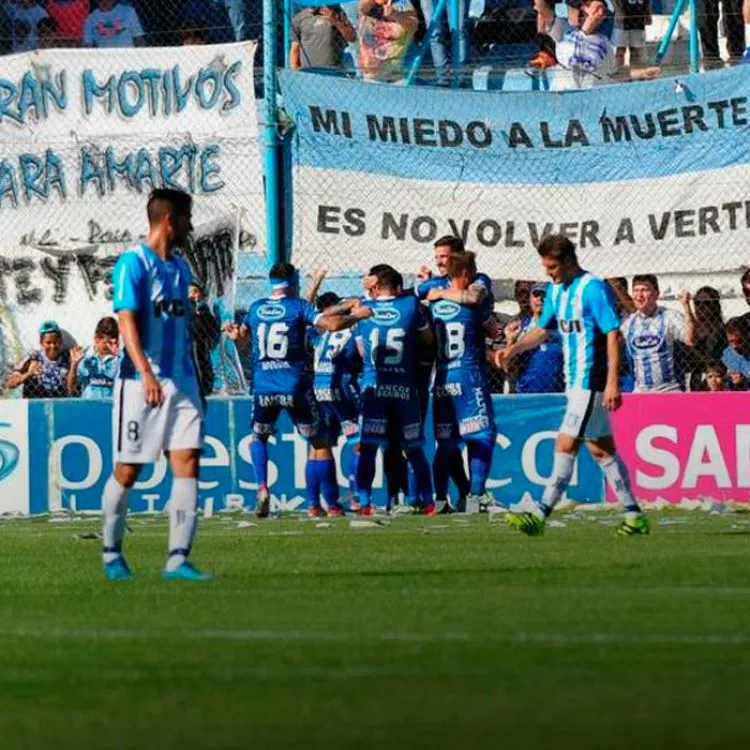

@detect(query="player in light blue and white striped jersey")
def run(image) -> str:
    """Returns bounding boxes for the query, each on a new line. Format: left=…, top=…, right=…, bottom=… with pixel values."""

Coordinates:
left=496, top=234, right=649, bottom=537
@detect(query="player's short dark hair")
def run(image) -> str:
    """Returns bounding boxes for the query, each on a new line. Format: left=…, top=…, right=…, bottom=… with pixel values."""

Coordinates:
left=705, top=360, right=727, bottom=376
left=632, top=274, right=659, bottom=293
left=316, top=292, right=340, bottom=312
left=447, top=251, right=476, bottom=279
left=537, top=234, right=577, bottom=264
left=741, top=269, right=750, bottom=288
left=268, top=262, right=297, bottom=280
left=434, top=235, right=465, bottom=253
left=375, top=267, right=403, bottom=292
left=146, top=189, right=192, bottom=226
left=368, top=263, right=394, bottom=276
left=95, top=317, right=119, bottom=339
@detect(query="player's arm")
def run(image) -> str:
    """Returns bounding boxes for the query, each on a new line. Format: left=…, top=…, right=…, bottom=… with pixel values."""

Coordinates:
left=427, top=285, right=487, bottom=306
left=678, top=291, right=696, bottom=348
left=315, top=304, right=372, bottom=332
left=591, top=281, right=624, bottom=411
left=305, top=269, right=327, bottom=303
left=604, top=330, right=623, bottom=411
left=66, top=347, right=84, bottom=395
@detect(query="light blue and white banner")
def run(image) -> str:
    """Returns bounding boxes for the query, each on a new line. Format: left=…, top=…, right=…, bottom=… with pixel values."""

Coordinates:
left=0, top=395, right=602, bottom=515
left=280, top=66, right=750, bottom=280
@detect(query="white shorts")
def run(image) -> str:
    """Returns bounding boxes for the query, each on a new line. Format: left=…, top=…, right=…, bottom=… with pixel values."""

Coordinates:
left=612, top=28, right=646, bottom=50
left=113, top=377, right=204, bottom=464
left=559, top=389, right=611, bottom=440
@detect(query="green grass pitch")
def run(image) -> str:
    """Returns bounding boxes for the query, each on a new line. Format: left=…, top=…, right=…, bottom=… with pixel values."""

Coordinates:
left=1, top=510, right=749, bottom=749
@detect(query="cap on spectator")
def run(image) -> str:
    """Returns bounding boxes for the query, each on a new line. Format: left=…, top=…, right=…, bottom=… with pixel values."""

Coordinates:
left=531, top=282, right=548, bottom=295
left=38, top=320, right=61, bottom=336
left=188, top=281, right=206, bottom=296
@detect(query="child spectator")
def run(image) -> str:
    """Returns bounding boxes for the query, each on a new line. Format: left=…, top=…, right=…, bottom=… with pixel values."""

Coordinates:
left=686, top=286, right=726, bottom=390
left=612, top=0, right=650, bottom=70
left=721, top=317, right=750, bottom=389
left=9, top=0, right=49, bottom=52
left=181, top=21, right=210, bottom=46
left=83, top=0, right=143, bottom=48
left=46, top=0, right=89, bottom=46
left=67, top=316, right=119, bottom=398
left=6, top=320, right=71, bottom=399
left=358, top=0, right=419, bottom=81
left=703, top=360, right=727, bottom=392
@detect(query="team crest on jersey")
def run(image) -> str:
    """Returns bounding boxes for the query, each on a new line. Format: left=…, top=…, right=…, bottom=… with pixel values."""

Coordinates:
left=257, top=303, right=286, bottom=321
left=372, top=307, right=401, bottom=325
left=432, top=300, right=461, bottom=320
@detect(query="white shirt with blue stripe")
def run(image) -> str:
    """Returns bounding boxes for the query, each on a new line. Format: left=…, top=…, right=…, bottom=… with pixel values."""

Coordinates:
left=622, top=307, right=686, bottom=392
left=538, top=271, right=621, bottom=392
left=112, top=244, right=196, bottom=381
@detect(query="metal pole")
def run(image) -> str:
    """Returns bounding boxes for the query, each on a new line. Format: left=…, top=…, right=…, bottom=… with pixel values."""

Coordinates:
left=449, top=0, right=461, bottom=88
left=263, top=0, right=282, bottom=266
left=283, top=0, right=293, bottom=68
left=406, top=0, right=449, bottom=85
left=688, top=0, right=700, bottom=73
left=654, top=0, right=688, bottom=65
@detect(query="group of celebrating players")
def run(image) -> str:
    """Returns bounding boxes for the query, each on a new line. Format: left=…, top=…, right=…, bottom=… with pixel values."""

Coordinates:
left=98, top=188, right=649, bottom=582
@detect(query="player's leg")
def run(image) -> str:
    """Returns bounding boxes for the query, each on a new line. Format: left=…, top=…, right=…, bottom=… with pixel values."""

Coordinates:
left=585, top=435, right=649, bottom=536
left=356, top=388, right=387, bottom=514
left=336, top=397, right=362, bottom=504
left=250, top=395, right=280, bottom=518
left=162, top=377, right=211, bottom=580
left=400, top=390, right=435, bottom=514
left=432, top=387, right=459, bottom=512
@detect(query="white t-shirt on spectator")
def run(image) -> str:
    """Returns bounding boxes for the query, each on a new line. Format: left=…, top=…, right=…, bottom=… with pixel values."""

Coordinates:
left=83, top=4, right=144, bottom=48
left=547, top=18, right=615, bottom=89
left=10, top=3, right=49, bottom=52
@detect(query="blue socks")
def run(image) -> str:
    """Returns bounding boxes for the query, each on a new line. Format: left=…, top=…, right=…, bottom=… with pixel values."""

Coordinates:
left=356, top=444, right=378, bottom=506
left=449, top=446, right=471, bottom=498
left=405, top=448, right=433, bottom=505
left=345, top=448, right=359, bottom=494
left=306, top=458, right=340, bottom=509
left=433, top=444, right=453, bottom=501
left=468, top=437, right=495, bottom=496
left=250, top=438, right=269, bottom=487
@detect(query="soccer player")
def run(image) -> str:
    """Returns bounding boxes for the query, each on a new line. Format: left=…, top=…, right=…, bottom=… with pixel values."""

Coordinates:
left=309, top=291, right=363, bottom=517
left=622, top=274, right=695, bottom=392
left=226, top=263, right=369, bottom=518
left=429, top=252, right=496, bottom=512
left=355, top=265, right=435, bottom=515
left=496, top=235, right=649, bottom=536
left=67, top=316, right=119, bottom=398
left=102, top=188, right=209, bottom=581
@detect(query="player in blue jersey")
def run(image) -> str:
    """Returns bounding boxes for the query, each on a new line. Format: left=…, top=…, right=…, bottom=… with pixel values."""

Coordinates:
left=102, top=189, right=210, bottom=581
left=355, top=266, right=435, bottom=515
left=67, top=317, right=120, bottom=398
left=429, top=252, right=496, bottom=513
left=226, top=263, right=370, bottom=518
left=308, top=291, right=363, bottom=517
left=496, top=234, right=649, bottom=537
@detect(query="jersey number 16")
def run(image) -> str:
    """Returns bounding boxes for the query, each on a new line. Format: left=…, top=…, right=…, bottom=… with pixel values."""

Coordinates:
left=257, top=322, right=289, bottom=359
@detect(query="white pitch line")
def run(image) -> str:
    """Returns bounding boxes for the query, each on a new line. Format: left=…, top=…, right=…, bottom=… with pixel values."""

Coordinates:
left=0, top=628, right=748, bottom=646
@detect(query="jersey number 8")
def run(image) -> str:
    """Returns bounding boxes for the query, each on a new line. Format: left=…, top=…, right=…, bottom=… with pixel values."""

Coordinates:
left=438, top=322, right=465, bottom=361
left=257, top=322, right=289, bottom=359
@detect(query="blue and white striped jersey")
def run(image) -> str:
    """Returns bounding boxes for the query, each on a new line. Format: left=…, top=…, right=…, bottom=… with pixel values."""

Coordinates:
left=113, top=244, right=195, bottom=381
left=538, top=272, right=620, bottom=391
left=622, top=307, right=686, bottom=392
left=77, top=348, right=119, bottom=398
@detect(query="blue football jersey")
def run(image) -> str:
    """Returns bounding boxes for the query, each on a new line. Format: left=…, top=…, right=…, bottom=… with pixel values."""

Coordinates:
left=356, top=295, right=429, bottom=389
left=244, top=296, right=321, bottom=394
left=113, top=244, right=195, bottom=380
left=430, top=297, right=491, bottom=380
left=77, top=349, right=119, bottom=398
left=311, top=328, right=361, bottom=398
left=416, top=271, right=495, bottom=307
left=538, top=272, right=621, bottom=391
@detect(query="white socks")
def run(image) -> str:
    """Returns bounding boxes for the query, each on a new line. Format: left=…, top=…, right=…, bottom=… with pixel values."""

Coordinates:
left=165, top=477, right=199, bottom=572
left=597, top=455, right=641, bottom=517
left=102, top=476, right=129, bottom=564
left=537, top=452, right=576, bottom=519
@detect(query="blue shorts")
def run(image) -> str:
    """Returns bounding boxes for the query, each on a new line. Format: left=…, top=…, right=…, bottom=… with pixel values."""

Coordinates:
left=252, top=382, right=320, bottom=440
left=360, top=384, right=424, bottom=449
left=433, top=371, right=495, bottom=445
left=317, top=397, right=360, bottom=445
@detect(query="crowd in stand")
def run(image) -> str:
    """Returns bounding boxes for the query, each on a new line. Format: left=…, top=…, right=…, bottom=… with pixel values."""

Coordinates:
left=5, top=248, right=750, bottom=399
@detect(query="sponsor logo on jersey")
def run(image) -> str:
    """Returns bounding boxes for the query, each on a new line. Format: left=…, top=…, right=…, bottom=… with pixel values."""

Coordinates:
left=432, top=300, right=461, bottom=320
left=257, top=303, right=286, bottom=321
left=372, top=307, right=400, bottom=325
left=632, top=333, right=662, bottom=349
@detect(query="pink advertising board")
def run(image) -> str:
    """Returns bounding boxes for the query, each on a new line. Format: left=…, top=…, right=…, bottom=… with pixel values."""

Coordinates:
left=610, top=392, right=750, bottom=503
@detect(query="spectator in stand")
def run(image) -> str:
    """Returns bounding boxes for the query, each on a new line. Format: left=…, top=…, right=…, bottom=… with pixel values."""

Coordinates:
left=513, top=279, right=534, bottom=319
left=420, top=0, right=470, bottom=85
left=698, top=0, right=745, bottom=67
left=721, top=317, right=750, bottom=389
left=358, top=0, right=419, bottom=81
left=612, top=0, right=650, bottom=70
left=181, top=20, right=210, bottom=45
left=703, top=360, right=727, bottom=391
left=737, top=268, right=750, bottom=330
left=291, top=3, right=356, bottom=70
left=686, top=286, right=726, bottom=390
left=183, top=0, right=234, bottom=43
left=67, top=316, right=119, bottom=398
left=9, top=0, right=49, bottom=52
left=504, top=282, right=564, bottom=394
left=621, top=274, right=695, bottom=392
left=6, top=320, right=72, bottom=399
left=38, top=15, right=62, bottom=46
left=189, top=281, right=221, bottom=397
left=82, top=0, right=144, bottom=48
